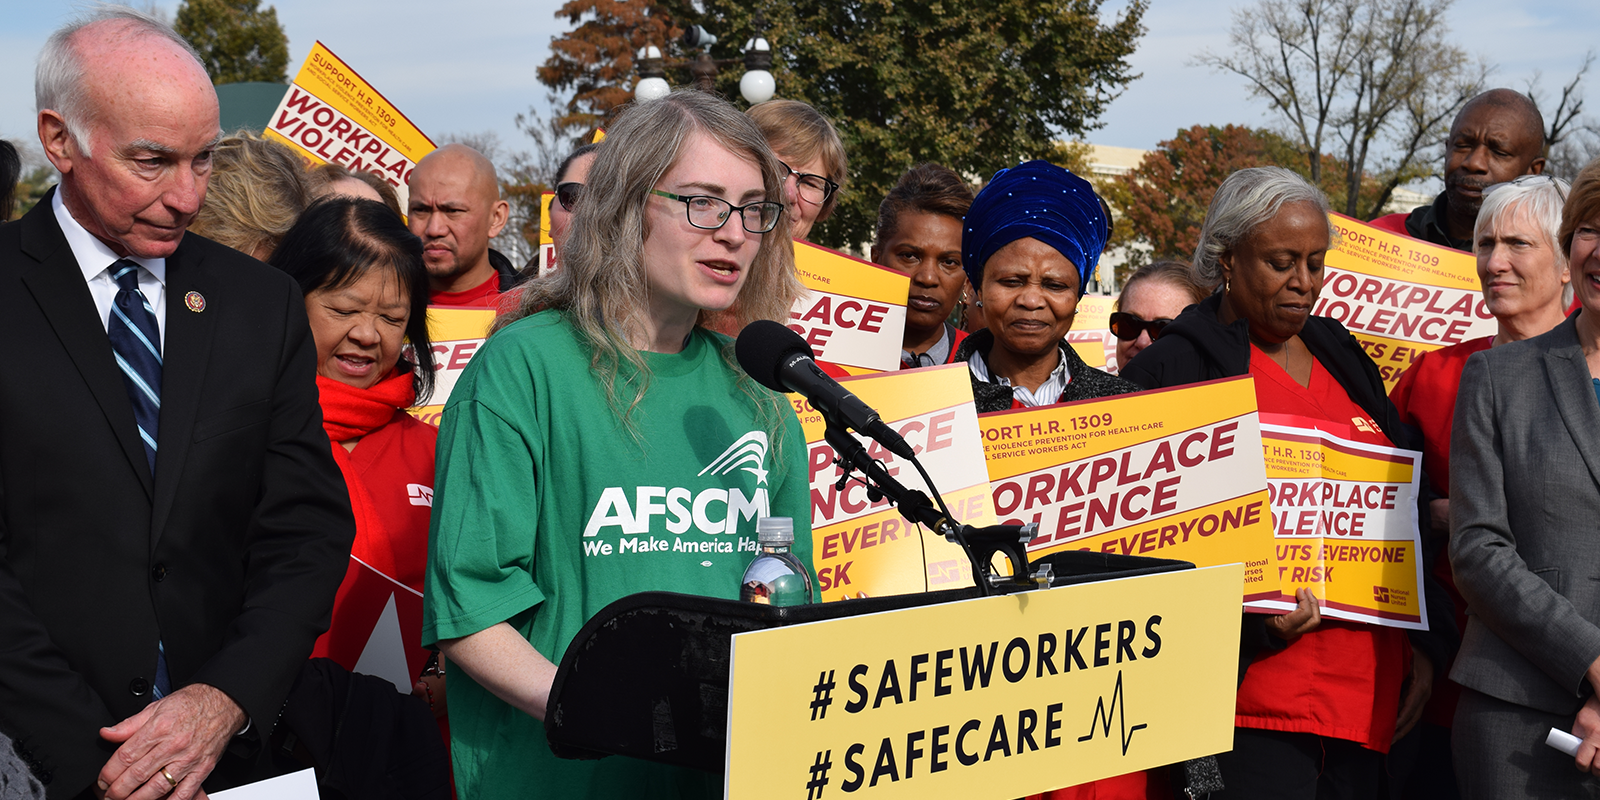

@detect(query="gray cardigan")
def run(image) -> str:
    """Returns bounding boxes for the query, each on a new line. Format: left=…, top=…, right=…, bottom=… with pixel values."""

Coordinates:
left=1450, top=313, right=1600, bottom=714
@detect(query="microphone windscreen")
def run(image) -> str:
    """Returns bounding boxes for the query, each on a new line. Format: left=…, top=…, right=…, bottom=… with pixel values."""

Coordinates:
left=735, top=320, right=813, bottom=393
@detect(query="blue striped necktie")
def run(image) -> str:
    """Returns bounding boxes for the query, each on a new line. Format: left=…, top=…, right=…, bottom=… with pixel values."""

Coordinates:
left=106, top=259, right=171, bottom=698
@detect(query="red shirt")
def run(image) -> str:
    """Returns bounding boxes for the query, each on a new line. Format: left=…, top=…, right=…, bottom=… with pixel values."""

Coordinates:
left=1368, top=213, right=1409, bottom=237
left=1388, top=336, right=1491, bottom=727
left=429, top=271, right=504, bottom=309
left=1389, top=337, right=1491, bottom=498
left=1235, top=347, right=1409, bottom=752
left=311, top=411, right=438, bottom=684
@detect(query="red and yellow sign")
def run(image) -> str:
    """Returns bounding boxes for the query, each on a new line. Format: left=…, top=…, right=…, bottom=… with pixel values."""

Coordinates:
left=798, top=364, right=996, bottom=600
left=1259, top=414, right=1428, bottom=629
left=1320, top=214, right=1493, bottom=391
left=409, top=307, right=496, bottom=426
left=266, top=42, right=436, bottom=209
left=1066, top=295, right=1117, bottom=371
left=790, top=242, right=910, bottom=373
left=980, top=377, right=1283, bottom=608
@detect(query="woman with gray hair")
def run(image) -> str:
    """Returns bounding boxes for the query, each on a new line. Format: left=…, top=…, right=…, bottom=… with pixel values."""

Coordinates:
left=423, top=89, right=812, bottom=799
left=1386, top=174, right=1571, bottom=794
left=1447, top=157, right=1600, bottom=798
left=1122, top=167, right=1449, bottom=797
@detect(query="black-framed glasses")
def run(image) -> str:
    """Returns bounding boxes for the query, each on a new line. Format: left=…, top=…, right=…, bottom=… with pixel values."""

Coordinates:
left=555, top=182, right=583, bottom=212
left=778, top=160, right=840, bottom=206
left=1109, top=312, right=1172, bottom=342
left=651, top=190, right=784, bottom=234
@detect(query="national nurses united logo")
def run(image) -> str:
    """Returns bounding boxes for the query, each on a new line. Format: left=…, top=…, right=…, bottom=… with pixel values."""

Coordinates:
left=698, top=431, right=770, bottom=485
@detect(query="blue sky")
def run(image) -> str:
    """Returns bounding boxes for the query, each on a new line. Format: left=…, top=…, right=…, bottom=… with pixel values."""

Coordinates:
left=3, top=0, right=1596, bottom=175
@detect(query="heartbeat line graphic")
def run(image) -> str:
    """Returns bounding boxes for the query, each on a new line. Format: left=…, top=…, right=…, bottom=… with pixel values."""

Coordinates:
left=1078, top=669, right=1147, bottom=756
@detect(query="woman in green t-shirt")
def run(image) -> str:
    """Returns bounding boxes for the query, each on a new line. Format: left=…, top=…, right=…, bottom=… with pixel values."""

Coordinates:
left=422, top=89, right=812, bottom=798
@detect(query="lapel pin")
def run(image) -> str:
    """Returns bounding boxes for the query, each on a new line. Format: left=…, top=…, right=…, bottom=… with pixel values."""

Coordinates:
left=184, top=291, right=206, bottom=312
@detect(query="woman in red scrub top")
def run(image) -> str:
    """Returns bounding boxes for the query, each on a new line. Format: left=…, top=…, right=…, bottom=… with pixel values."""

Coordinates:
left=1122, top=167, right=1454, bottom=798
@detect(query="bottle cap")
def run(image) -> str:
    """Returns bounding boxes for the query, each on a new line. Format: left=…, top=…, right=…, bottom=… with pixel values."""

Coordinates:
left=756, top=516, right=794, bottom=544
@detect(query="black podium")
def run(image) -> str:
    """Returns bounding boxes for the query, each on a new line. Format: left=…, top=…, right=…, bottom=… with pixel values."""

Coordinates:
left=544, top=549, right=1192, bottom=773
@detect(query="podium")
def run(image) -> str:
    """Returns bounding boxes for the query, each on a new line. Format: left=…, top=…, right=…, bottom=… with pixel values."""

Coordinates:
left=544, top=550, right=1194, bottom=773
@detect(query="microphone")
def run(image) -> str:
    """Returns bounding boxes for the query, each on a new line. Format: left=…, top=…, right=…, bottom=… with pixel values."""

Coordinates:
left=736, top=320, right=916, bottom=460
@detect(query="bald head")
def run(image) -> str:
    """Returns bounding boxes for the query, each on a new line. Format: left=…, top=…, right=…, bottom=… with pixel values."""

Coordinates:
left=36, top=8, right=221, bottom=258
left=407, top=144, right=510, bottom=293
left=1456, top=88, right=1546, bottom=151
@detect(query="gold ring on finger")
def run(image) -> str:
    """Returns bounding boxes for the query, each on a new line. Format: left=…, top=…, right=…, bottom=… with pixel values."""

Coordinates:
left=161, top=767, right=178, bottom=788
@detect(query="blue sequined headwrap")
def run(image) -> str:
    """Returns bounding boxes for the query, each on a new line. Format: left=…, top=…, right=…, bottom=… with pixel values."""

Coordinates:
left=962, top=160, right=1109, bottom=296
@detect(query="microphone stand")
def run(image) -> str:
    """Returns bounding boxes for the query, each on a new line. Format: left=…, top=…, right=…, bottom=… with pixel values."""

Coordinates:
left=820, top=420, right=1052, bottom=596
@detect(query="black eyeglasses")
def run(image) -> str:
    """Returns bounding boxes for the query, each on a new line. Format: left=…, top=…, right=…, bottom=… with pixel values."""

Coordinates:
left=778, top=161, right=840, bottom=206
left=651, top=190, right=785, bottom=234
left=1109, top=312, right=1172, bottom=342
left=555, top=182, right=583, bottom=212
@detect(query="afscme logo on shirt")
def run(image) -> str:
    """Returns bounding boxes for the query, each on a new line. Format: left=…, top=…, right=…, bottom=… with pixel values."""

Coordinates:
left=582, top=431, right=771, bottom=538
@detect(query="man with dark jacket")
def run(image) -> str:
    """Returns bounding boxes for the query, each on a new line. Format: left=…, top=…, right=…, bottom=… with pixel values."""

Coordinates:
left=1370, top=89, right=1546, bottom=251
left=0, top=8, right=354, bottom=799
left=407, top=144, right=519, bottom=308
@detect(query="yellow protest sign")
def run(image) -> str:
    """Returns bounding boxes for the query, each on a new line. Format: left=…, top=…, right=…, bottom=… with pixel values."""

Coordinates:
left=1066, top=295, right=1116, bottom=370
left=266, top=42, right=436, bottom=209
left=797, top=365, right=995, bottom=599
left=1318, top=214, right=1493, bottom=391
left=408, top=307, right=496, bottom=426
left=1259, top=414, right=1428, bottom=629
left=979, top=377, right=1283, bottom=608
left=538, top=192, right=557, bottom=276
left=726, top=564, right=1243, bottom=798
left=790, top=242, right=910, bottom=372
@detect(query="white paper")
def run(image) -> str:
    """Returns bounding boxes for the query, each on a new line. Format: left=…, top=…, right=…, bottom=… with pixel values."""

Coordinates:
left=211, top=768, right=319, bottom=800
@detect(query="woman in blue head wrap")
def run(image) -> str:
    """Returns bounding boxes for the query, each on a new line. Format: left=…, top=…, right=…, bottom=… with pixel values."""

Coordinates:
left=951, top=160, right=1139, bottom=412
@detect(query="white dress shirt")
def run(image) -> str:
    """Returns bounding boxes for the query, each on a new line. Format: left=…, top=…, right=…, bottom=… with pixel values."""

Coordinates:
left=967, top=344, right=1073, bottom=407
left=53, top=187, right=167, bottom=348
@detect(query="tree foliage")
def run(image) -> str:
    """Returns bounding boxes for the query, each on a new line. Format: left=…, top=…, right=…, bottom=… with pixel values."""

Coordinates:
left=1195, top=0, right=1485, bottom=221
left=174, top=0, right=289, bottom=85
left=1109, top=124, right=1384, bottom=269
left=1527, top=51, right=1600, bottom=179
left=538, top=0, right=1147, bottom=250
left=539, top=0, right=682, bottom=136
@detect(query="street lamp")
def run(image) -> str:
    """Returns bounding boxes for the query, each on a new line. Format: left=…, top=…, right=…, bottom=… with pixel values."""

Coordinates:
left=634, top=18, right=777, bottom=105
left=634, top=45, right=670, bottom=101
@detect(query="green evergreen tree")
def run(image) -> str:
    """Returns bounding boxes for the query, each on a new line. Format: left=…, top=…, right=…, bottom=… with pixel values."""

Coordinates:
left=539, top=0, right=1147, bottom=251
left=175, top=0, right=290, bottom=85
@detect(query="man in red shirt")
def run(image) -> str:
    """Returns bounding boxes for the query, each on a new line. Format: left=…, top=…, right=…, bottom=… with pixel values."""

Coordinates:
left=408, top=144, right=516, bottom=307
left=1370, top=89, right=1546, bottom=252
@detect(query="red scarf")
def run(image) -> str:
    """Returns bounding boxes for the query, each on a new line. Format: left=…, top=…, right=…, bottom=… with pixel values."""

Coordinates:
left=316, top=371, right=416, bottom=569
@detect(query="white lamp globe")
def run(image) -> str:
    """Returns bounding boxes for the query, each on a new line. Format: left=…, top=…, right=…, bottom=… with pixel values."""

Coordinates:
left=740, top=70, right=775, bottom=104
left=636, top=76, right=671, bottom=101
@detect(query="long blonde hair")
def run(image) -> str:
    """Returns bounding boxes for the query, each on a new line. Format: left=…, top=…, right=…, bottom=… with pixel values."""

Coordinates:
left=495, top=90, right=803, bottom=445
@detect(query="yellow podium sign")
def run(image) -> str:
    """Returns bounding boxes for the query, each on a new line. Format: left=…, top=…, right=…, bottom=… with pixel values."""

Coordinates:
left=726, top=564, right=1243, bottom=798
left=1319, top=214, right=1494, bottom=391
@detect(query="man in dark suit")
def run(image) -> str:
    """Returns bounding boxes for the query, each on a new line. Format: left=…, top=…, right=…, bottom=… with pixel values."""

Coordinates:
left=0, top=9, right=354, bottom=800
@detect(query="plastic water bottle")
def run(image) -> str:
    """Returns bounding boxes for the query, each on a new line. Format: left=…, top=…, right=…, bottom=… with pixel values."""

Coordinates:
left=739, top=517, right=813, bottom=607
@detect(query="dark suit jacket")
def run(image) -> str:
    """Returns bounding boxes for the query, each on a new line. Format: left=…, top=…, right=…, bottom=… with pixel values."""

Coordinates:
left=0, top=189, right=356, bottom=797
left=1450, top=313, right=1600, bottom=715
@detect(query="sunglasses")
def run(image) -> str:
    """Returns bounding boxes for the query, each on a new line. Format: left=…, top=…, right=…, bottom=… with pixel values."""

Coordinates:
left=1109, top=312, right=1171, bottom=342
left=1483, top=173, right=1568, bottom=202
left=556, top=182, right=583, bottom=212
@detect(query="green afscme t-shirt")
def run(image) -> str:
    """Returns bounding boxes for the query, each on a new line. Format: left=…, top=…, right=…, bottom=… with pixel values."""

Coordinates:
left=422, top=310, right=812, bottom=799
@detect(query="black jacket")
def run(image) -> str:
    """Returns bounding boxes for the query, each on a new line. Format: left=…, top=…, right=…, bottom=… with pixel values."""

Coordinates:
left=488, top=248, right=522, bottom=291
left=0, top=190, right=355, bottom=796
left=1121, top=293, right=1457, bottom=675
left=952, top=327, right=1139, bottom=412
left=1399, top=193, right=1471, bottom=252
